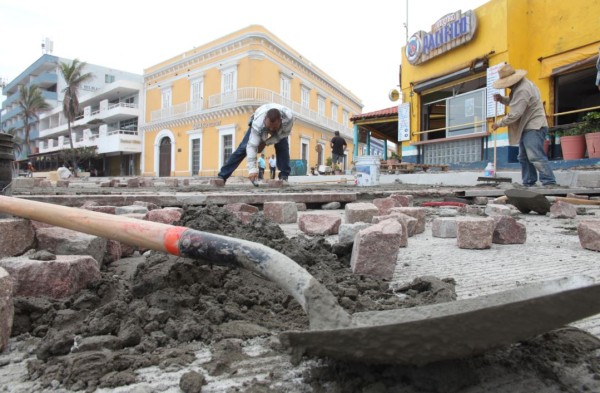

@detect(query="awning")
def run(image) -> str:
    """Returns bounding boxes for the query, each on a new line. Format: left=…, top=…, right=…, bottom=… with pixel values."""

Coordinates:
left=539, top=42, right=600, bottom=78
left=412, top=59, right=488, bottom=93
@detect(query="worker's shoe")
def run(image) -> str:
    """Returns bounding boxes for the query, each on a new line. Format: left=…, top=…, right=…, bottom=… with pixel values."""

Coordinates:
left=278, top=174, right=289, bottom=182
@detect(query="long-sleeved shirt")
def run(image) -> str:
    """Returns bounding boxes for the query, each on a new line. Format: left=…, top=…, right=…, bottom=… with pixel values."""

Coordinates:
left=246, top=103, right=294, bottom=174
left=494, top=78, right=548, bottom=145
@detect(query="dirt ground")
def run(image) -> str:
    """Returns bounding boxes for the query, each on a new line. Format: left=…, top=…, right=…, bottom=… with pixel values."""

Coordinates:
left=1, top=202, right=600, bottom=393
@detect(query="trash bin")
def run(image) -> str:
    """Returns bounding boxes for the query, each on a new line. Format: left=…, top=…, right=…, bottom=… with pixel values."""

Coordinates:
left=289, top=159, right=307, bottom=176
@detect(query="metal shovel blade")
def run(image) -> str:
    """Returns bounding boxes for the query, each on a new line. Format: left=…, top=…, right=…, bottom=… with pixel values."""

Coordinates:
left=280, top=276, right=600, bottom=365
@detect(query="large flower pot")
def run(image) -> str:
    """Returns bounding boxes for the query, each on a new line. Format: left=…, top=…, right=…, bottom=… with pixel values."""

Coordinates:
left=585, top=132, right=600, bottom=158
left=560, top=135, right=586, bottom=160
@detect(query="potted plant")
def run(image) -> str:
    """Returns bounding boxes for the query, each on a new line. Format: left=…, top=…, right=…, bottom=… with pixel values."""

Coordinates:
left=559, top=127, right=586, bottom=160
left=580, top=111, right=600, bottom=158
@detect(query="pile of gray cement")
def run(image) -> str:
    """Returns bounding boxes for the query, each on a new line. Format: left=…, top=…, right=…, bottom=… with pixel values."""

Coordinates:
left=6, top=205, right=600, bottom=392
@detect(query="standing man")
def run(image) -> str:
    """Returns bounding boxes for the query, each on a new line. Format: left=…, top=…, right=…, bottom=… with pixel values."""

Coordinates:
left=491, top=63, right=557, bottom=187
left=257, top=153, right=266, bottom=180
left=330, top=131, right=347, bottom=168
left=269, top=154, right=277, bottom=179
left=218, top=103, right=293, bottom=183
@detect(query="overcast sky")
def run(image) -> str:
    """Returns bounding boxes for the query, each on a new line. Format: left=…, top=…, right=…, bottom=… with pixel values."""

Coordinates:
left=0, top=0, right=488, bottom=113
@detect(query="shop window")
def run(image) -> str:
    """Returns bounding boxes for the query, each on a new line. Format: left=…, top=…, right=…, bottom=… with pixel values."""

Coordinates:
left=554, top=66, right=600, bottom=125
left=420, top=77, right=486, bottom=141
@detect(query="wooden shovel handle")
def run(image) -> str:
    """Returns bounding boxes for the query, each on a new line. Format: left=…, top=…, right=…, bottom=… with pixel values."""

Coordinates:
left=0, top=195, right=186, bottom=255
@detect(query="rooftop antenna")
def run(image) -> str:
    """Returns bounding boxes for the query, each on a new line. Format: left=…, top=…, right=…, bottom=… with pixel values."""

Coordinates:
left=41, top=37, right=54, bottom=55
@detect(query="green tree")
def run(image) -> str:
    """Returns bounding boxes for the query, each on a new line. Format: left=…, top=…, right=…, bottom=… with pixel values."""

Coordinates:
left=17, top=84, right=50, bottom=157
left=5, top=127, right=23, bottom=173
left=59, top=59, right=93, bottom=177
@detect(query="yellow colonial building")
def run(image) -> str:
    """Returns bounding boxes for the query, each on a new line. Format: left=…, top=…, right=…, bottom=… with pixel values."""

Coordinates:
left=140, top=25, right=361, bottom=177
left=396, top=0, right=600, bottom=166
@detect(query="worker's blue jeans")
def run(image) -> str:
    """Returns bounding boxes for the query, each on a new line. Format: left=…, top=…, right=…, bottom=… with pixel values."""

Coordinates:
left=218, top=125, right=291, bottom=181
left=518, top=127, right=556, bottom=186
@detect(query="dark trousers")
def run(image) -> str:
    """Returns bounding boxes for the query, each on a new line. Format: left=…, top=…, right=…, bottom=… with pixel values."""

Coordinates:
left=218, top=125, right=291, bottom=181
left=269, top=166, right=276, bottom=179
left=258, top=167, right=265, bottom=179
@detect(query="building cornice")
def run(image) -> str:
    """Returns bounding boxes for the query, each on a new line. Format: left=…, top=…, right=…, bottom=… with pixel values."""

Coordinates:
left=140, top=105, right=256, bottom=132
left=144, top=31, right=362, bottom=109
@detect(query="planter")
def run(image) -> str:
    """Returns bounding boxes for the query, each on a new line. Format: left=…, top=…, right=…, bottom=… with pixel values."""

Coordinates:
left=585, top=132, right=600, bottom=158
left=560, top=135, right=586, bottom=160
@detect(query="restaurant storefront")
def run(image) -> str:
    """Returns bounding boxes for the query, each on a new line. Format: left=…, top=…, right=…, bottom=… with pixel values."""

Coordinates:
left=399, top=0, right=600, bottom=167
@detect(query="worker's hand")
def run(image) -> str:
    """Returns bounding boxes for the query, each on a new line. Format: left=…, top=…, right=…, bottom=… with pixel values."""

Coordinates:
left=493, top=94, right=502, bottom=102
left=258, top=142, right=266, bottom=153
left=248, top=172, right=259, bottom=182
left=491, top=123, right=499, bottom=131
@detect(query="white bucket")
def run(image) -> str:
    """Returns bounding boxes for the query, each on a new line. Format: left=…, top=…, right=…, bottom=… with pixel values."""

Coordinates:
left=354, top=155, right=380, bottom=186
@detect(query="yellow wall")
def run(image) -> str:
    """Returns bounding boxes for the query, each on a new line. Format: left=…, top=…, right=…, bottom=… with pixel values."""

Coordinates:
left=142, top=25, right=359, bottom=177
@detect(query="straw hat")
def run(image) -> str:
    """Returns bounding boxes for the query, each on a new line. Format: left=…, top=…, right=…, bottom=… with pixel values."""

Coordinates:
left=493, top=64, right=527, bottom=89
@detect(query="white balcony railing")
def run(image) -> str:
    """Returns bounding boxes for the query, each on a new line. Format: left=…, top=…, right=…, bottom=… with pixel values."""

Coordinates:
left=149, top=88, right=354, bottom=137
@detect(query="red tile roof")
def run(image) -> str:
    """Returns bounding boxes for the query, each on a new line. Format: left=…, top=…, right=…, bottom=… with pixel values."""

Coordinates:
left=350, top=106, right=398, bottom=121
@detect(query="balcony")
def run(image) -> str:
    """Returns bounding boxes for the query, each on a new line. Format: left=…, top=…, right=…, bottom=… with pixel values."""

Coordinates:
left=97, top=127, right=142, bottom=154
left=148, top=88, right=354, bottom=137
left=38, top=124, right=142, bottom=155
left=39, top=101, right=139, bottom=138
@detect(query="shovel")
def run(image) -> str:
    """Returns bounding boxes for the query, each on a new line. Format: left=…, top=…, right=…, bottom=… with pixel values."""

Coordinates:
left=1, top=195, right=600, bottom=365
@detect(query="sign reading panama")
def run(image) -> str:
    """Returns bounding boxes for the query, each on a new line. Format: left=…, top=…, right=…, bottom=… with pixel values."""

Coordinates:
left=405, top=10, right=477, bottom=65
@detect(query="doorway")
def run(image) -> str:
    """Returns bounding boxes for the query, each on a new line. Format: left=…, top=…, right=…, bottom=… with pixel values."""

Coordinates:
left=159, top=137, right=171, bottom=177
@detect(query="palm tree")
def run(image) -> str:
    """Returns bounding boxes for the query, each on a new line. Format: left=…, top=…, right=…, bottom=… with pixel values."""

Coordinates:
left=59, top=59, right=93, bottom=176
left=17, top=84, right=50, bottom=158
left=5, top=127, right=23, bottom=174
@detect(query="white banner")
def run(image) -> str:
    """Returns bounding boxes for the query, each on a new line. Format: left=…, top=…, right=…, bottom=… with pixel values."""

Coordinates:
left=398, top=103, right=411, bottom=142
left=486, top=63, right=506, bottom=118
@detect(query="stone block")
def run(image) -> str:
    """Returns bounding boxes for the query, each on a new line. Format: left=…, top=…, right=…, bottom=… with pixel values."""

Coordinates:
left=372, top=214, right=409, bottom=246
left=0, top=255, right=101, bottom=299
left=39, top=180, right=52, bottom=188
left=578, top=220, right=600, bottom=252
left=12, top=178, right=35, bottom=188
left=56, top=180, right=70, bottom=187
left=224, top=203, right=259, bottom=214
left=127, top=177, right=140, bottom=187
left=549, top=200, right=577, bottom=219
left=389, top=194, right=413, bottom=207
left=492, top=216, right=527, bottom=244
left=338, top=222, right=371, bottom=244
left=345, top=202, right=379, bottom=224
left=0, top=218, right=35, bottom=258
left=484, top=203, right=514, bottom=216
left=298, top=214, right=342, bottom=235
left=372, top=197, right=401, bottom=216
left=0, top=267, right=13, bottom=352
left=322, top=202, right=341, bottom=210
left=296, top=203, right=307, bottom=211
left=164, top=178, right=179, bottom=187
left=140, top=178, right=155, bottom=187
left=36, top=227, right=107, bottom=267
left=133, top=201, right=160, bottom=210
left=83, top=205, right=117, bottom=214
left=350, top=219, right=403, bottom=280
left=104, top=240, right=122, bottom=264
left=263, top=201, right=298, bottom=224
left=456, top=217, right=495, bottom=249
left=388, top=207, right=426, bottom=234
left=115, top=205, right=149, bottom=215
left=432, top=217, right=457, bottom=238
left=144, top=209, right=183, bottom=224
